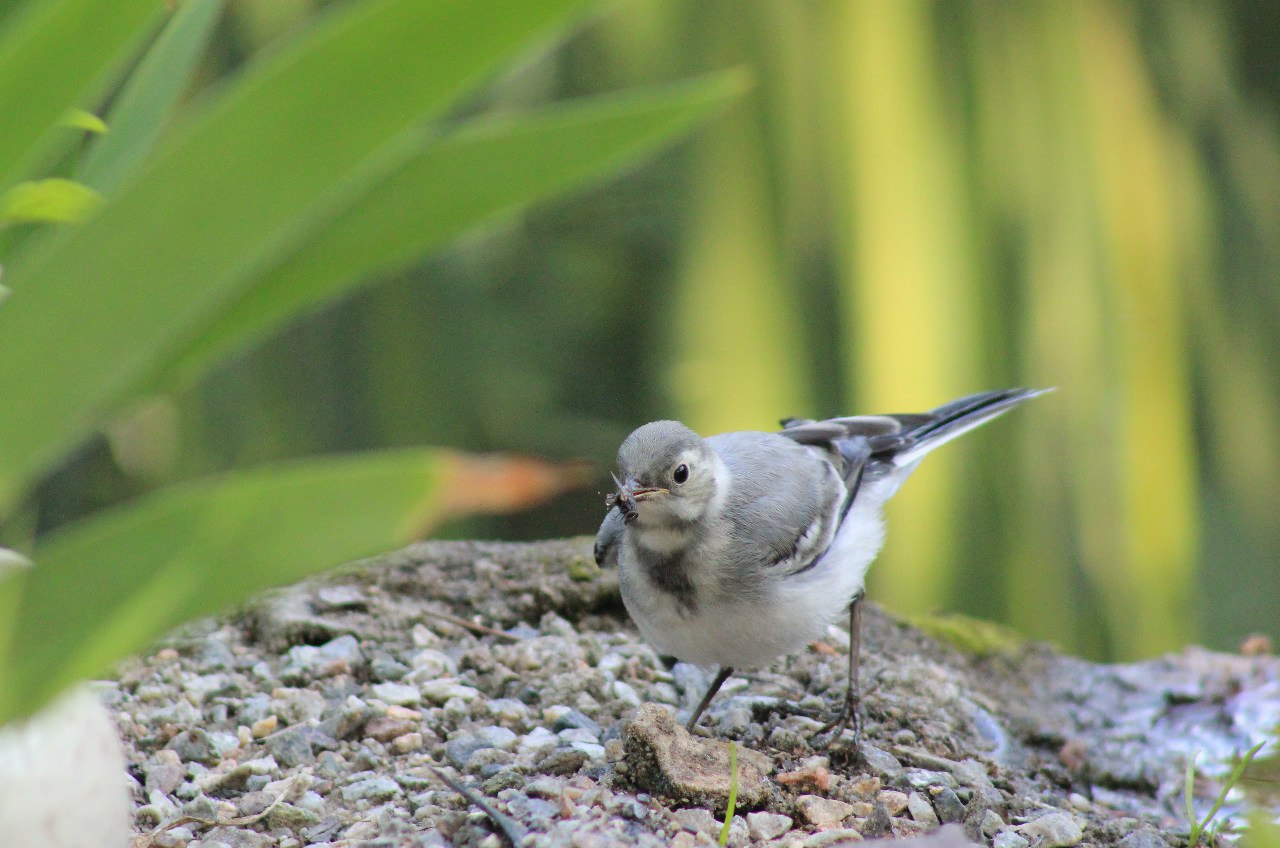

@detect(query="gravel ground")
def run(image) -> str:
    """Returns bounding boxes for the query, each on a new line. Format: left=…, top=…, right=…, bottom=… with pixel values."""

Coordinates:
left=103, top=539, right=1280, bottom=848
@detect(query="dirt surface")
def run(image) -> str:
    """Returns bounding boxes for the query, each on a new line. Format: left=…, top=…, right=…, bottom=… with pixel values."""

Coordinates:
left=105, top=539, right=1280, bottom=847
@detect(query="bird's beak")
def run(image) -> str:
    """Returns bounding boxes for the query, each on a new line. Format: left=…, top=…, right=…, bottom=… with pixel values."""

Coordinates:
left=623, top=480, right=669, bottom=501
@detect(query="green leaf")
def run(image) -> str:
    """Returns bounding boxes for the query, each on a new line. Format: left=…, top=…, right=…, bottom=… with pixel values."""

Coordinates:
left=0, top=0, right=160, bottom=191
left=60, top=107, right=107, bottom=134
left=168, top=71, right=748, bottom=386
left=78, top=0, right=224, bottom=195
left=0, top=0, right=594, bottom=511
left=0, top=177, right=103, bottom=225
left=0, top=448, right=581, bottom=723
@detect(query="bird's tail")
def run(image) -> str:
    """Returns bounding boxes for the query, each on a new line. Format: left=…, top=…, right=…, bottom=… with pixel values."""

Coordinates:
left=877, top=387, right=1049, bottom=468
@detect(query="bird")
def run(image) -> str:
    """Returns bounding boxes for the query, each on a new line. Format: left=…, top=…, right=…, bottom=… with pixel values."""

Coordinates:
left=593, top=388, right=1046, bottom=737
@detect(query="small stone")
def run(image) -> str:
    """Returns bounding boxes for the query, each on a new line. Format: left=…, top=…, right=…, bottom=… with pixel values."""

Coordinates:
left=548, top=707, right=601, bottom=737
left=519, top=727, right=559, bottom=756
left=525, top=777, right=565, bottom=798
left=267, top=802, right=322, bottom=829
left=166, top=728, right=219, bottom=765
left=876, top=790, right=909, bottom=816
left=365, top=715, right=418, bottom=742
left=611, top=680, right=641, bottom=707
left=904, top=768, right=956, bottom=789
left=803, top=829, right=864, bottom=846
left=906, top=792, right=939, bottom=826
left=1067, top=792, right=1091, bottom=811
left=144, top=761, right=186, bottom=795
left=390, top=732, right=423, bottom=754
left=796, top=795, right=856, bottom=829
left=747, top=811, right=793, bottom=840
left=994, top=832, right=1031, bottom=848
left=672, top=808, right=719, bottom=836
left=250, top=715, right=278, bottom=738
left=341, top=774, right=401, bottom=802
left=370, top=682, right=421, bottom=706
left=420, top=679, right=481, bottom=704
left=930, top=786, right=966, bottom=823
left=315, top=585, right=366, bottom=609
left=858, top=743, right=903, bottom=778
left=1017, top=812, right=1083, bottom=848
left=980, top=810, right=1006, bottom=837
left=622, top=704, right=772, bottom=810
left=1117, top=831, right=1167, bottom=848
left=203, top=826, right=274, bottom=848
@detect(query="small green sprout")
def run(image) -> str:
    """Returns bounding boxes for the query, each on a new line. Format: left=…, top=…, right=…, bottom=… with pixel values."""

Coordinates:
left=719, top=740, right=738, bottom=847
left=1185, top=740, right=1267, bottom=846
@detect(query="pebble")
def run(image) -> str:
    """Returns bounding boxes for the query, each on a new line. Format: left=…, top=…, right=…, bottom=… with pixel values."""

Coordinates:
left=994, top=832, right=1031, bottom=848
left=980, top=810, right=1006, bottom=837
left=250, top=715, right=278, bottom=738
left=390, top=732, right=423, bottom=754
left=858, top=743, right=903, bottom=778
left=747, top=811, right=793, bottom=840
left=341, top=774, right=402, bottom=802
left=1017, top=811, right=1083, bottom=847
left=803, top=828, right=865, bottom=846
left=369, top=682, right=421, bottom=706
left=876, top=789, right=909, bottom=816
left=796, top=795, right=855, bottom=829
left=420, top=679, right=481, bottom=704
left=930, top=786, right=966, bottom=823
left=906, top=792, right=939, bottom=826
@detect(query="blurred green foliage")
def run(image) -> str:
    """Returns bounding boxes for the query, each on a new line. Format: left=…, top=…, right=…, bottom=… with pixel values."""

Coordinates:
left=12, top=0, right=1280, bottom=663
left=0, top=0, right=738, bottom=724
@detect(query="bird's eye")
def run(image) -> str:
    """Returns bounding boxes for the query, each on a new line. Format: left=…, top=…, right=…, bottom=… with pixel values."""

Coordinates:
left=673, top=464, right=689, bottom=484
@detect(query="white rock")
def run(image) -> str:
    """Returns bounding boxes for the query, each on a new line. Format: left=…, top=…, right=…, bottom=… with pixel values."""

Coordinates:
left=0, top=686, right=131, bottom=848
left=747, top=811, right=794, bottom=840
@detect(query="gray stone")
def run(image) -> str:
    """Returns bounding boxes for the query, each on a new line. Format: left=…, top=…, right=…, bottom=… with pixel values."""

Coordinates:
left=166, top=729, right=218, bottom=765
left=931, top=785, right=966, bottom=823
left=341, top=774, right=401, bottom=802
left=994, top=832, right=1031, bottom=848
left=1118, top=831, right=1168, bottom=848
left=1017, top=812, right=1083, bottom=848
left=204, top=827, right=274, bottom=848
left=859, top=742, right=903, bottom=778
left=746, top=811, right=793, bottom=841
left=906, top=792, right=939, bottom=826
left=551, top=708, right=601, bottom=737
left=802, top=829, right=865, bottom=847
left=369, top=682, right=420, bottom=706
left=980, top=810, right=1006, bottom=837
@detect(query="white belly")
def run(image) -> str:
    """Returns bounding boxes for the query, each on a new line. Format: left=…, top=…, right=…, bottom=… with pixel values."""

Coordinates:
left=619, top=485, right=890, bottom=669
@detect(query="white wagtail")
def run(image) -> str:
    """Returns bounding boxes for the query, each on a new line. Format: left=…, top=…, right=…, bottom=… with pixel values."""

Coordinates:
left=594, top=388, right=1045, bottom=736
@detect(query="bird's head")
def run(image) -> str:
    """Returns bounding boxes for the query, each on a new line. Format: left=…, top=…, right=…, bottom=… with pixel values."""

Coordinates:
left=614, top=420, right=717, bottom=528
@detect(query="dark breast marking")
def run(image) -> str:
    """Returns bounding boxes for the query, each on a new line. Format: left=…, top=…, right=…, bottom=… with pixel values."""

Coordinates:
left=638, top=545, right=698, bottom=614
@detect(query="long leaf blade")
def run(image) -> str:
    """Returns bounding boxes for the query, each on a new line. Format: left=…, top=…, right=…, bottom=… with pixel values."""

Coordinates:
left=0, top=0, right=593, bottom=509
left=0, top=0, right=159, bottom=191
left=168, top=71, right=748, bottom=385
left=78, top=0, right=225, bottom=195
left=0, top=449, right=583, bottom=723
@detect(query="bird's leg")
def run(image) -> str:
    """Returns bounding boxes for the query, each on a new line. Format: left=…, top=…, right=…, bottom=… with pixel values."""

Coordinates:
left=685, top=666, right=734, bottom=732
left=811, top=594, right=863, bottom=744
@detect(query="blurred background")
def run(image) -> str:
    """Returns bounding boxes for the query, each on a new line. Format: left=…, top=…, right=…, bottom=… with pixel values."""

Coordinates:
left=28, top=0, right=1280, bottom=662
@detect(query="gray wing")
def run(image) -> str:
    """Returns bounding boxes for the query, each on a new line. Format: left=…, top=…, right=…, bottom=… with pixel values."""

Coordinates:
left=707, top=431, right=847, bottom=570
left=593, top=504, right=625, bottom=568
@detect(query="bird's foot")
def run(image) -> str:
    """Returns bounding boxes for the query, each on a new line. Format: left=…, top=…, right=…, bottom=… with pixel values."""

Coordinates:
left=806, top=692, right=862, bottom=748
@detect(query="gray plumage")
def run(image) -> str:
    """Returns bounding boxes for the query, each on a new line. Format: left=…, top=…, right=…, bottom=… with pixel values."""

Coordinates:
left=595, top=388, right=1046, bottom=731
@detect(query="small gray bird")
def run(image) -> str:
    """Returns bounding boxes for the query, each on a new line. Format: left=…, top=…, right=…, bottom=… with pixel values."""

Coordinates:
left=594, top=388, right=1045, bottom=736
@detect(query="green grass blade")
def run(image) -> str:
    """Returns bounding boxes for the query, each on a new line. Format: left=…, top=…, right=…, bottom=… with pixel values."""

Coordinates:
left=78, top=0, right=225, bottom=195
left=1186, top=751, right=1201, bottom=843
left=719, top=740, right=738, bottom=846
left=0, top=0, right=594, bottom=510
left=0, top=0, right=159, bottom=191
left=0, top=448, right=578, bottom=724
left=166, top=71, right=747, bottom=387
left=59, top=108, right=107, bottom=134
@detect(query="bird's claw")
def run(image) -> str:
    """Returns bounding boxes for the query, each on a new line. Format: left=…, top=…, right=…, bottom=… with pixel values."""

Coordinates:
left=807, top=693, right=863, bottom=748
